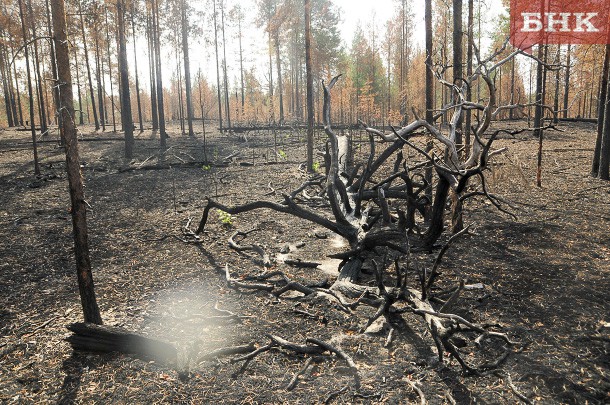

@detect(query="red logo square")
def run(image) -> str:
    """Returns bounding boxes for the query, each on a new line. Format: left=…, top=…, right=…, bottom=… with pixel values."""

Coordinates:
left=510, top=0, right=610, bottom=51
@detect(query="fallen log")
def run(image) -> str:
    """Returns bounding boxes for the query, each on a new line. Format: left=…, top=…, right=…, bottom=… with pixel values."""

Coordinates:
left=66, top=322, right=178, bottom=363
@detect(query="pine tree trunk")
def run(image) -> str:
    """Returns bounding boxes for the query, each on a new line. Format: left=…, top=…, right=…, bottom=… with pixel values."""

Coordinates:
left=73, top=43, right=85, bottom=125
left=0, top=45, right=14, bottom=127
left=117, top=0, right=134, bottom=158
left=563, top=44, right=571, bottom=119
left=452, top=0, right=463, bottom=145
left=275, top=32, right=284, bottom=124
left=146, top=14, right=158, bottom=131
left=104, top=9, right=117, bottom=133
left=94, top=21, right=106, bottom=131
left=79, top=0, right=99, bottom=130
left=534, top=44, right=547, bottom=187
left=213, top=0, right=223, bottom=130
left=28, top=0, right=48, bottom=136
left=51, top=0, right=103, bottom=324
left=305, top=0, right=314, bottom=172
left=131, top=11, right=143, bottom=131
left=45, top=0, right=61, bottom=128
left=18, top=0, right=40, bottom=175
left=181, top=0, right=194, bottom=137
left=220, top=0, right=231, bottom=129
left=464, top=0, right=473, bottom=148
left=592, top=45, right=610, bottom=176
left=152, top=0, right=167, bottom=148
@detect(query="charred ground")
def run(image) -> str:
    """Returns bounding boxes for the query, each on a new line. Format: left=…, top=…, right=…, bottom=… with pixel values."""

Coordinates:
left=0, top=121, right=608, bottom=403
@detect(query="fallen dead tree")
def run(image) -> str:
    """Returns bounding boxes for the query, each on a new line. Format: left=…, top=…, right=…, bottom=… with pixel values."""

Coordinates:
left=195, top=66, right=528, bottom=377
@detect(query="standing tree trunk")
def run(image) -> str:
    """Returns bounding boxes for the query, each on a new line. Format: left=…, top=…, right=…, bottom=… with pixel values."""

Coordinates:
left=452, top=0, right=463, bottom=145
left=593, top=45, right=610, bottom=176
left=51, top=0, right=103, bottom=325
left=563, top=44, right=571, bottom=119
left=181, top=0, right=194, bottom=137
left=79, top=0, right=99, bottom=130
left=12, top=56, right=25, bottom=126
left=146, top=15, right=158, bottom=131
left=117, top=0, right=134, bottom=158
left=275, top=32, right=284, bottom=124
left=464, top=0, right=473, bottom=148
left=212, top=0, right=222, bottom=130
left=220, top=0, right=231, bottom=129
left=0, top=45, right=14, bottom=127
left=45, top=0, right=61, bottom=129
left=598, top=41, right=610, bottom=180
left=424, top=0, right=434, bottom=205
left=2, top=42, right=20, bottom=126
left=94, top=12, right=106, bottom=131
left=18, top=0, right=40, bottom=175
left=237, top=9, right=245, bottom=118
left=73, top=43, right=85, bottom=125
left=104, top=8, right=117, bottom=133
left=305, top=0, right=314, bottom=172
left=131, top=10, right=143, bottom=132
left=151, top=0, right=167, bottom=148
left=534, top=44, right=546, bottom=187
left=27, top=0, right=48, bottom=136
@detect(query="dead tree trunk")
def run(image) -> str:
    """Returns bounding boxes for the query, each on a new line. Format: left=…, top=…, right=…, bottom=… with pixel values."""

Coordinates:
left=117, top=0, right=134, bottom=158
left=131, top=9, right=144, bottom=132
left=305, top=0, right=314, bottom=172
left=51, top=0, right=103, bottom=324
left=18, top=0, right=40, bottom=175
left=212, top=0, right=223, bottom=130
left=593, top=44, right=610, bottom=177
left=151, top=0, right=167, bottom=148
left=79, top=0, right=99, bottom=130
left=181, top=0, right=194, bottom=137
left=195, top=70, right=513, bottom=373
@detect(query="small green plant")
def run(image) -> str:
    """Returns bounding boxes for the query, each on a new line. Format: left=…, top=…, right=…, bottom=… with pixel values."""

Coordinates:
left=312, top=161, right=321, bottom=173
left=277, top=149, right=287, bottom=160
left=201, top=164, right=211, bottom=171
left=216, top=209, right=234, bottom=227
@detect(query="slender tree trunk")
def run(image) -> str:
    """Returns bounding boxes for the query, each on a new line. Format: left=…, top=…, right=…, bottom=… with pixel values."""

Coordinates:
left=465, top=0, right=473, bottom=148
left=197, top=70, right=207, bottom=162
left=3, top=43, right=20, bottom=126
left=220, top=0, right=231, bottom=129
left=73, top=43, right=85, bottom=125
left=79, top=0, right=99, bottom=130
left=274, top=32, right=284, bottom=124
left=534, top=44, right=546, bottom=187
left=94, top=17, right=106, bottom=131
left=212, top=0, right=223, bottom=130
left=181, top=0, right=194, bottom=136
left=238, top=13, right=244, bottom=117
left=28, top=0, right=48, bottom=136
left=0, top=45, right=14, bottom=127
left=563, top=44, right=571, bottom=119
left=51, top=0, right=103, bottom=324
left=13, top=57, right=25, bottom=126
left=105, top=8, right=117, bottom=133
left=117, top=0, right=134, bottom=158
left=45, top=0, right=61, bottom=129
left=600, top=62, right=610, bottom=179
left=305, top=0, right=314, bottom=172
left=452, top=0, right=463, bottom=145
left=131, top=10, right=143, bottom=131
left=152, top=0, right=167, bottom=148
left=18, top=0, right=40, bottom=175
left=424, top=0, right=434, bottom=206
left=593, top=44, right=610, bottom=177
left=146, top=15, right=158, bottom=130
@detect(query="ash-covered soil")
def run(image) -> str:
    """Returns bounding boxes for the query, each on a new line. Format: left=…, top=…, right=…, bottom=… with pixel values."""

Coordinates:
left=0, top=121, right=608, bottom=404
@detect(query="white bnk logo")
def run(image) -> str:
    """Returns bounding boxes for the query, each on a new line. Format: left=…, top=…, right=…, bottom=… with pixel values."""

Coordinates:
left=521, top=12, right=599, bottom=32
